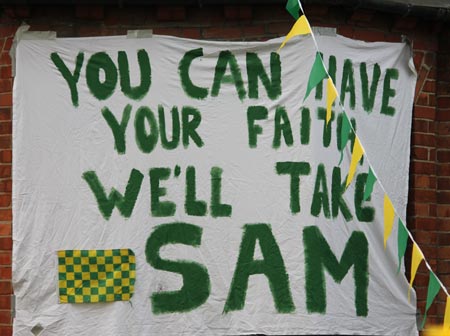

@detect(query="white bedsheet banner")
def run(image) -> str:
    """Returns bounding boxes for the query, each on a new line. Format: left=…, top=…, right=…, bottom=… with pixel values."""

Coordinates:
left=13, top=33, right=417, bottom=335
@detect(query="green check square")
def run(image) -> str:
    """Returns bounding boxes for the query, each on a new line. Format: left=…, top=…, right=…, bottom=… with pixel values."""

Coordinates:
left=106, top=287, right=114, bottom=294
left=75, top=287, right=83, bottom=295
left=66, top=265, right=74, bottom=272
left=113, top=249, right=120, bottom=256
left=58, top=257, right=65, bottom=264
left=122, top=286, right=129, bottom=294
left=65, top=250, right=73, bottom=257
left=121, top=271, right=129, bottom=278
left=59, top=272, right=66, bottom=280
left=83, top=295, right=90, bottom=302
left=75, top=273, right=82, bottom=280
left=89, top=257, right=96, bottom=264
left=91, top=287, right=99, bottom=295
left=59, top=288, right=67, bottom=295
left=98, top=264, right=106, bottom=272
left=91, top=272, right=98, bottom=280
left=96, top=250, right=104, bottom=257
left=99, top=294, right=106, bottom=301
left=67, top=280, right=74, bottom=288
left=74, top=257, right=81, bottom=265
left=81, top=265, right=90, bottom=272
left=68, top=296, right=75, bottom=303
left=114, top=279, right=121, bottom=286
left=105, top=256, right=113, bottom=264
left=81, top=250, right=89, bottom=257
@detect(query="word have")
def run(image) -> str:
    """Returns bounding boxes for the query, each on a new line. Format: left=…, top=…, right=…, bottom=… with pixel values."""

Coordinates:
left=146, top=222, right=368, bottom=317
left=83, top=166, right=232, bottom=220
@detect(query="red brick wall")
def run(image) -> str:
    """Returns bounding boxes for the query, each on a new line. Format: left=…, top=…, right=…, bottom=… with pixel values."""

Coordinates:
left=0, top=3, right=448, bottom=334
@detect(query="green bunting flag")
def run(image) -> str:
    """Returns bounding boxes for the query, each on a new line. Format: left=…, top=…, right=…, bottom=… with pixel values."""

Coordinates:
left=421, top=271, right=441, bottom=329
left=286, top=0, right=301, bottom=20
left=58, top=249, right=136, bottom=303
left=363, top=167, right=377, bottom=201
left=397, top=219, right=408, bottom=273
left=338, top=113, right=352, bottom=165
left=304, top=52, right=328, bottom=102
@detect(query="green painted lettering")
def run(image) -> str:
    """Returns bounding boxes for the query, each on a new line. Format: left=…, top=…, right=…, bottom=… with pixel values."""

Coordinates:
left=246, top=52, right=281, bottom=100
left=51, top=52, right=84, bottom=107
left=118, top=49, right=151, bottom=100
left=150, top=167, right=176, bottom=217
left=178, top=48, right=208, bottom=100
left=211, top=50, right=246, bottom=101
left=276, top=161, right=311, bottom=214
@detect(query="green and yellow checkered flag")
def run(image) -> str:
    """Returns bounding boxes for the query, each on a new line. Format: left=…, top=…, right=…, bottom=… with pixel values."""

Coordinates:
left=57, top=249, right=136, bottom=303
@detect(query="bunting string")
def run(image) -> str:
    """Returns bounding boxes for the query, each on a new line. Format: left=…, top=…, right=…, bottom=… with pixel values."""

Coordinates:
left=281, top=0, right=450, bottom=330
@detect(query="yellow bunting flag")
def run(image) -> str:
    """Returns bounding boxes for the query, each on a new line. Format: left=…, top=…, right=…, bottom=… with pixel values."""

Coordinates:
left=424, top=325, right=450, bottom=336
left=58, top=249, right=136, bottom=303
left=345, top=136, right=364, bottom=188
left=326, top=77, right=338, bottom=125
left=408, top=243, right=423, bottom=302
left=444, top=296, right=450, bottom=330
left=278, top=15, right=311, bottom=51
left=383, top=194, right=395, bottom=249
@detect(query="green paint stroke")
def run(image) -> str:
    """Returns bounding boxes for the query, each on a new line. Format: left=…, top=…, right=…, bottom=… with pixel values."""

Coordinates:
left=211, top=50, right=246, bottom=101
left=224, top=224, right=295, bottom=313
left=303, top=226, right=369, bottom=317
left=51, top=52, right=84, bottom=107
left=276, top=161, right=311, bottom=214
left=118, top=49, right=151, bottom=101
left=182, top=106, right=204, bottom=148
left=86, top=52, right=118, bottom=101
left=83, top=168, right=144, bottom=220
left=273, top=106, right=293, bottom=148
left=360, top=62, right=380, bottom=113
left=210, top=167, right=232, bottom=217
left=247, top=105, right=268, bottom=148
left=102, top=104, right=132, bottom=154
left=185, top=166, right=207, bottom=216
left=340, top=59, right=356, bottom=110
left=246, top=52, right=281, bottom=100
left=150, top=167, right=176, bottom=217
left=145, top=222, right=210, bottom=314
left=355, top=173, right=375, bottom=223
left=381, top=68, right=399, bottom=116
left=178, top=48, right=208, bottom=100
left=158, top=105, right=180, bottom=150
left=300, top=107, right=311, bottom=145
left=135, top=106, right=159, bottom=154
left=332, top=167, right=353, bottom=221
left=310, top=164, right=331, bottom=219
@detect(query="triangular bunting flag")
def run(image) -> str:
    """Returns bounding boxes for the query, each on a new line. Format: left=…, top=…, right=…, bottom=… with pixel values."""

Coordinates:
left=408, top=243, right=424, bottom=302
left=278, top=15, right=311, bottom=51
left=383, top=194, right=395, bottom=249
left=345, top=136, right=364, bottom=188
left=286, top=0, right=302, bottom=20
left=397, top=219, right=408, bottom=273
left=338, top=113, right=351, bottom=165
left=326, top=77, right=338, bottom=125
left=304, top=52, right=327, bottom=101
left=363, top=167, right=377, bottom=201
left=444, top=296, right=450, bottom=330
left=421, top=271, right=441, bottom=329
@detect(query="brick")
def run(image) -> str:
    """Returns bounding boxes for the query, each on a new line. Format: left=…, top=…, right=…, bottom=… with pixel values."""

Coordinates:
left=0, top=80, right=11, bottom=94
left=353, top=29, right=385, bottom=42
left=0, top=325, right=12, bottom=336
left=0, top=95, right=11, bottom=108
left=411, top=161, right=435, bottom=175
left=422, top=80, right=436, bottom=93
left=413, top=51, right=424, bottom=70
left=0, top=195, right=10, bottom=208
left=0, top=224, right=10, bottom=236
left=413, top=133, right=436, bottom=147
left=0, top=238, right=11, bottom=251
left=438, top=191, right=450, bottom=204
left=153, top=28, right=183, bottom=38
left=0, top=281, right=11, bottom=295
left=414, top=231, right=437, bottom=245
left=0, top=68, right=11, bottom=80
left=157, top=6, right=186, bottom=22
left=0, top=310, right=11, bottom=325
left=0, top=253, right=10, bottom=266
left=0, top=296, right=10, bottom=310
left=437, top=150, right=450, bottom=162
left=411, top=217, right=437, bottom=230
left=182, top=28, right=201, bottom=40
left=0, top=210, right=11, bottom=222
left=412, top=147, right=428, bottom=161
left=203, top=27, right=242, bottom=40
left=411, top=189, right=437, bottom=202
left=0, top=27, right=16, bottom=39
left=241, top=25, right=265, bottom=39
left=438, top=96, right=450, bottom=108
left=75, top=5, right=104, bottom=20
left=437, top=122, right=450, bottom=135
left=413, top=175, right=436, bottom=189
left=412, top=119, right=429, bottom=133
left=414, top=106, right=436, bottom=120
left=409, top=203, right=429, bottom=217
left=349, top=9, right=374, bottom=22
left=438, top=136, right=450, bottom=149
left=0, top=267, right=11, bottom=280
left=337, top=25, right=354, bottom=39
left=0, top=167, right=11, bottom=179
left=266, top=22, right=292, bottom=36
left=437, top=177, right=450, bottom=190
left=393, top=17, right=417, bottom=31
left=224, top=6, right=252, bottom=21
left=3, top=38, right=13, bottom=53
